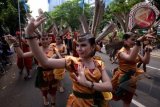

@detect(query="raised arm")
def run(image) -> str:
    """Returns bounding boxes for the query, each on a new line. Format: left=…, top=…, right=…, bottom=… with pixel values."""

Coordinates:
left=5, top=35, right=33, bottom=58
left=14, top=47, right=33, bottom=58
left=119, top=45, right=140, bottom=61
left=139, top=45, right=152, bottom=64
left=25, top=16, right=66, bottom=69
left=120, top=33, right=155, bottom=62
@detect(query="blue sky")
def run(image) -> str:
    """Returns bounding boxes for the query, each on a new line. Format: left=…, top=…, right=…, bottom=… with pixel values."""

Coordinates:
left=27, top=0, right=113, bottom=17
left=27, top=0, right=48, bottom=18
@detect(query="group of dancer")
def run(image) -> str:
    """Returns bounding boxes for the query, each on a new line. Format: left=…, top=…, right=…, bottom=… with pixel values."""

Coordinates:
left=5, top=13, right=155, bottom=107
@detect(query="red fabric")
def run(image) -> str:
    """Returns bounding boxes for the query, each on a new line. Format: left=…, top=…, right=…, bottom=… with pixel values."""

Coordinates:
left=16, top=31, right=20, bottom=36
left=17, top=41, right=33, bottom=70
left=72, top=40, right=79, bottom=57
left=73, top=31, right=78, bottom=40
left=17, top=57, right=32, bottom=69
left=135, top=8, right=155, bottom=28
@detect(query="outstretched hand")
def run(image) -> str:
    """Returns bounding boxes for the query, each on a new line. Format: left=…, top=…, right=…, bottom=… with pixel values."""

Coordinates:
left=5, top=35, right=17, bottom=44
left=25, top=15, right=46, bottom=35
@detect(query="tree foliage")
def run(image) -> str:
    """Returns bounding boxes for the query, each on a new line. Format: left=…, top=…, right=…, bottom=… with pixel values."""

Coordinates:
left=0, top=0, right=29, bottom=36
left=102, top=0, right=144, bottom=32
left=49, top=0, right=91, bottom=30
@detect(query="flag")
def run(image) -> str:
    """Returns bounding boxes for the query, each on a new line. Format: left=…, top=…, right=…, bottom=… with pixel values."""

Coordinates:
left=23, top=3, right=28, bottom=12
left=19, top=0, right=28, bottom=12
left=79, top=0, right=84, bottom=8
left=48, top=0, right=50, bottom=4
left=19, top=0, right=27, bottom=3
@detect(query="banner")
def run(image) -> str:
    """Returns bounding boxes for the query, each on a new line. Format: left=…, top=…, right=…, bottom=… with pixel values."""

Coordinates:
left=128, top=2, right=159, bottom=30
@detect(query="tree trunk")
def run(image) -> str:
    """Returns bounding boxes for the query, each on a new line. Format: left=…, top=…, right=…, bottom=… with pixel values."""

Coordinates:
left=114, top=13, right=128, bottom=32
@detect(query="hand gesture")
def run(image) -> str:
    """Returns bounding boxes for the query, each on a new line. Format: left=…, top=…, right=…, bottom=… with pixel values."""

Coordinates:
left=144, top=45, right=153, bottom=53
left=55, top=48, right=62, bottom=58
left=25, top=15, right=46, bottom=35
left=5, top=35, right=17, bottom=44
left=75, top=64, right=87, bottom=86
left=137, top=32, right=156, bottom=42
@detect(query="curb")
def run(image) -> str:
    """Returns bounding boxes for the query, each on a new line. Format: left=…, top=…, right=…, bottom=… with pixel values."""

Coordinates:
left=151, top=54, right=160, bottom=59
left=150, top=50, right=160, bottom=59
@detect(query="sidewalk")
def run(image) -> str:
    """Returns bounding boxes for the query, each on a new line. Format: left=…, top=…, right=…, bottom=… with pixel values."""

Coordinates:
left=151, top=49, right=160, bottom=58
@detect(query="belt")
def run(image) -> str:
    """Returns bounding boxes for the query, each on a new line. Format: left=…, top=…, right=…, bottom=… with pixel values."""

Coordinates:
left=73, top=90, right=94, bottom=99
left=37, top=66, right=53, bottom=71
left=119, top=68, right=135, bottom=75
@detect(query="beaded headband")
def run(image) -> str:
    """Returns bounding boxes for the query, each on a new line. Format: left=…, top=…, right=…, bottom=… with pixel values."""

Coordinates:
left=77, top=33, right=94, bottom=42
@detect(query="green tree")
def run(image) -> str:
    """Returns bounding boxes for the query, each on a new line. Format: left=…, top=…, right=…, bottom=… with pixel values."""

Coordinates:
left=49, top=0, right=91, bottom=30
left=102, top=0, right=144, bottom=32
left=0, top=0, right=29, bottom=35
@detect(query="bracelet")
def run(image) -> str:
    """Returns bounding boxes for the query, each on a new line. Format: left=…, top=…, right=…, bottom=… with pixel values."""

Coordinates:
left=91, top=81, right=94, bottom=89
left=135, top=40, right=141, bottom=46
left=24, top=34, right=37, bottom=39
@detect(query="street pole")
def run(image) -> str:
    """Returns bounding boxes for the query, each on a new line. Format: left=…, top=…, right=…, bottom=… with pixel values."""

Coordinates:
left=83, top=0, right=85, bottom=14
left=17, top=0, right=25, bottom=73
left=18, top=0, right=22, bottom=37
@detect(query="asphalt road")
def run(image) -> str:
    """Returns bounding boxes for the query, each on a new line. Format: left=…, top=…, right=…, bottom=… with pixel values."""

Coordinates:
left=0, top=52, right=160, bottom=107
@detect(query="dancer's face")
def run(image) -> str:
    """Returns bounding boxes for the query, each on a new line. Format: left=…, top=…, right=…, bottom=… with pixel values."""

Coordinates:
left=125, top=36, right=136, bottom=48
left=55, top=37, right=62, bottom=45
left=76, top=40, right=95, bottom=58
left=40, top=37, right=50, bottom=47
left=48, top=36, right=52, bottom=43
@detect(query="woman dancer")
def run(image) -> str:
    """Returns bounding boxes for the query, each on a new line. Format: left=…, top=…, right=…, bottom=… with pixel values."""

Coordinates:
left=24, top=16, right=112, bottom=107
left=7, top=34, right=59, bottom=107
left=111, top=32, right=154, bottom=107
left=50, top=35, right=67, bottom=92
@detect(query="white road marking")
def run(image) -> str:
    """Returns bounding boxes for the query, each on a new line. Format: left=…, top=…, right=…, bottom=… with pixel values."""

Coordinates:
left=131, top=65, right=159, bottom=107
left=146, top=65, right=160, bottom=71
left=132, top=99, right=146, bottom=107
